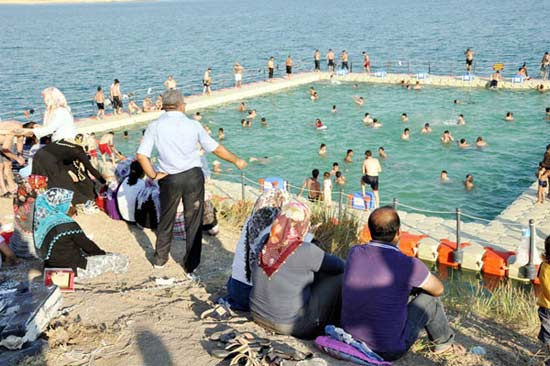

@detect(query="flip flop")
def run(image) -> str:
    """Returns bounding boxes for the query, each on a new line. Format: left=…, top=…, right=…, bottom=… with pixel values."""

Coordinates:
left=432, top=343, right=466, bottom=355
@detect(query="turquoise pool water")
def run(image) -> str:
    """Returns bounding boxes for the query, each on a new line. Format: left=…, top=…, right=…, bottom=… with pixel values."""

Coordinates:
left=115, top=81, right=549, bottom=220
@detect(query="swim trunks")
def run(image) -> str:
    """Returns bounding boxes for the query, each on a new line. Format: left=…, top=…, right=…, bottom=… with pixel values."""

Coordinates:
left=361, top=175, right=379, bottom=190
left=315, top=60, right=320, bottom=70
left=268, top=68, right=274, bottom=79
left=96, top=102, right=104, bottom=110
left=98, top=143, right=112, bottom=155
left=540, top=180, right=548, bottom=188
left=364, top=61, right=370, bottom=68
left=286, top=66, right=292, bottom=74
left=466, top=59, right=473, bottom=66
left=490, top=80, right=498, bottom=88
left=203, top=80, right=211, bottom=87
left=328, top=59, right=335, bottom=67
left=88, top=149, right=98, bottom=158
left=235, top=73, right=242, bottom=82
left=342, top=62, right=349, bottom=70
left=112, top=96, right=123, bottom=109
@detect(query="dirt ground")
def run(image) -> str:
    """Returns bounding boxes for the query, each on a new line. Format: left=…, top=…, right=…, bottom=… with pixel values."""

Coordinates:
left=0, top=197, right=545, bottom=366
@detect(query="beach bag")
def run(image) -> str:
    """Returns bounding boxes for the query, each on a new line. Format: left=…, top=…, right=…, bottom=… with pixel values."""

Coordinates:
left=105, top=184, right=121, bottom=220
left=315, top=336, right=391, bottom=366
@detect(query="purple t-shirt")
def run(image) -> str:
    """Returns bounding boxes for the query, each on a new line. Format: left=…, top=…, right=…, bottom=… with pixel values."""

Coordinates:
left=341, top=242, right=430, bottom=353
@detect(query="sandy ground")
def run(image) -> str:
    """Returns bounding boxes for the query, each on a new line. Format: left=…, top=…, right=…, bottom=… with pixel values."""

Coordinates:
left=0, top=196, right=545, bottom=366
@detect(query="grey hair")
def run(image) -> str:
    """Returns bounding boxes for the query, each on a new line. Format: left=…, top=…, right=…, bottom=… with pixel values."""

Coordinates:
left=162, top=89, right=184, bottom=109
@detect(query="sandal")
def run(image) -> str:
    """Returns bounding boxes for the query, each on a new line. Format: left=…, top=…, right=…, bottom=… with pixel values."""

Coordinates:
left=432, top=343, right=466, bottom=355
left=200, top=303, right=234, bottom=321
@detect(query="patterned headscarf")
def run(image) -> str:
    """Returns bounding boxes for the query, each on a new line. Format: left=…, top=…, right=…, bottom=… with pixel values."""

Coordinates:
left=13, top=175, right=48, bottom=233
left=33, top=188, right=78, bottom=260
left=244, top=189, right=290, bottom=282
left=259, top=201, right=311, bottom=278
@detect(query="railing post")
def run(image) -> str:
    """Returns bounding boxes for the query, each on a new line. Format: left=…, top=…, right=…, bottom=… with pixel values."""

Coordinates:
left=338, top=186, right=343, bottom=220
left=428, top=62, right=431, bottom=75
left=526, top=219, right=537, bottom=280
left=453, top=208, right=463, bottom=265
left=392, top=197, right=398, bottom=209
left=240, top=171, right=245, bottom=201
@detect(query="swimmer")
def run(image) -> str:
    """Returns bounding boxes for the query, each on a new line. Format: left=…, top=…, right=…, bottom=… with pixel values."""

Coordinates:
left=203, top=124, right=212, bottom=135
left=261, top=117, right=267, bottom=126
left=538, top=84, right=546, bottom=93
left=212, top=160, right=222, bottom=173
left=441, top=130, right=454, bottom=144
left=464, top=174, right=474, bottom=190
left=378, top=147, right=387, bottom=159
left=401, top=128, right=410, bottom=140
left=475, top=136, right=487, bottom=147
left=353, top=96, right=365, bottom=106
left=238, top=102, right=246, bottom=112
left=309, top=87, right=316, bottom=96
left=421, top=123, right=432, bottom=134
left=319, top=143, right=327, bottom=156
left=363, top=112, right=373, bottom=125
left=440, top=170, right=450, bottom=183
left=241, top=119, right=246, bottom=128
left=372, top=118, right=382, bottom=128
left=330, top=162, right=339, bottom=176
left=453, top=99, right=461, bottom=104
left=353, top=84, right=359, bottom=89
left=406, top=84, right=411, bottom=90
left=413, top=81, right=422, bottom=90
left=546, top=107, right=550, bottom=121
left=218, top=128, right=225, bottom=140
left=193, top=112, right=202, bottom=121
left=401, top=113, right=408, bottom=122
left=344, top=149, right=353, bottom=163
left=329, top=74, right=341, bottom=85
left=315, top=118, right=326, bottom=129
left=335, top=171, right=346, bottom=185
left=311, top=92, right=319, bottom=101
left=332, top=105, right=337, bottom=113
left=249, top=156, right=270, bottom=164
left=246, top=120, right=252, bottom=128
left=457, top=114, right=466, bottom=125
left=504, top=112, right=514, bottom=121
left=458, top=138, right=470, bottom=148
left=247, top=109, right=257, bottom=119
left=123, top=131, right=129, bottom=140
left=489, top=70, right=501, bottom=88
left=400, top=80, right=406, bottom=87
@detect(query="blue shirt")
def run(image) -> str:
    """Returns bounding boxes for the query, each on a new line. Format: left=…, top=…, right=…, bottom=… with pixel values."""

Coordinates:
left=137, top=111, right=219, bottom=174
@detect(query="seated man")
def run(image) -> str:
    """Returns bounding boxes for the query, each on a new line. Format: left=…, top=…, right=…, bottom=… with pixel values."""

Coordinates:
left=341, top=207, right=460, bottom=361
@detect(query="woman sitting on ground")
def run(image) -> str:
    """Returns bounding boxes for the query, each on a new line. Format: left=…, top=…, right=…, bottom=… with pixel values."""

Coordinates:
left=116, top=160, right=146, bottom=223
left=223, top=189, right=289, bottom=311
left=250, top=200, right=345, bottom=339
left=33, top=187, right=128, bottom=281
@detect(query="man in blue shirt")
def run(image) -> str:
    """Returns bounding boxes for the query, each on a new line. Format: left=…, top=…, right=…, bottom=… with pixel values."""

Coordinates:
left=137, top=90, right=246, bottom=276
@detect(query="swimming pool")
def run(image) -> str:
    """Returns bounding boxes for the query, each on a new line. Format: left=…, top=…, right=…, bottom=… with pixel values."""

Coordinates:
left=115, top=81, right=549, bottom=220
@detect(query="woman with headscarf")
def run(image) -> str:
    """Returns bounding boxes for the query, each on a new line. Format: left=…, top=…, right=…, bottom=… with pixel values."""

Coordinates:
left=250, top=201, right=345, bottom=339
left=116, top=160, right=146, bottom=223
left=33, top=187, right=128, bottom=281
left=223, top=189, right=290, bottom=311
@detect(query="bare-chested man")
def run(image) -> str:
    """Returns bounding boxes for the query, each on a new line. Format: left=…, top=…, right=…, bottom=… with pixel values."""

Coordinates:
left=164, top=75, right=177, bottom=90
left=540, top=52, right=550, bottom=80
left=110, top=79, right=123, bottom=115
left=285, top=56, right=293, bottom=79
left=234, top=63, right=244, bottom=88
left=341, top=50, right=349, bottom=71
left=95, top=86, right=105, bottom=119
left=298, top=169, right=321, bottom=202
left=327, top=49, right=335, bottom=72
left=465, top=49, right=474, bottom=72
left=314, top=49, right=321, bottom=71
left=98, top=132, right=117, bottom=164
left=361, top=150, right=382, bottom=208
left=203, top=68, right=212, bottom=95
left=267, top=57, right=275, bottom=80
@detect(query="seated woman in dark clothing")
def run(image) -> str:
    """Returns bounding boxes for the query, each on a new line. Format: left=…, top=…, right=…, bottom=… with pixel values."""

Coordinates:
left=250, top=200, right=345, bottom=340
left=32, top=139, right=105, bottom=206
left=33, top=187, right=128, bottom=281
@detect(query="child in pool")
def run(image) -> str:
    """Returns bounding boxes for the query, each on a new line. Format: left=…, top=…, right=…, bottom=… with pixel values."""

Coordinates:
left=537, top=163, right=548, bottom=204
left=536, top=236, right=550, bottom=357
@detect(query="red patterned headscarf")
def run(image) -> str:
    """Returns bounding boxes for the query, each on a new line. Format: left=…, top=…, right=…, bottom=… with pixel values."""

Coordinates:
left=259, top=201, right=311, bottom=278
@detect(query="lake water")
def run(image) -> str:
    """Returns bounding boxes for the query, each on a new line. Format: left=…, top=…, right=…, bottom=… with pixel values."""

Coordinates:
left=1, top=0, right=550, bottom=115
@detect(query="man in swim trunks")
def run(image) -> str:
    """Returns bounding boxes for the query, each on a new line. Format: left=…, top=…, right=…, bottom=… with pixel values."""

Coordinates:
left=457, top=114, right=465, bottom=125
left=314, top=49, right=321, bottom=71
left=267, top=57, right=275, bottom=80
left=164, top=75, right=177, bottom=90
left=361, top=150, right=382, bottom=208
left=465, top=48, right=474, bottom=73
left=341, top=50, right=349, bottom=71
left=540, top=52, right=550, bottom=80
left=327, top=49, right=335, bottom=73
left=285, top=55, right=293, bottom=79
left=203, top=68, right=212, bottom=95
left=362, top=52, right=371, bottom=73
left=110, top=79, right=123, bottom=115
left=489, top=70, right=501, bottom=88
left=95, top=86, right=105, bottom=119
left=363, top=112, right=373, bottom=125
left=234, top=63, right=244, bottom=88
left=98, top=132, right=117, bottom=164
left=298, top=169, right=321, bottom=202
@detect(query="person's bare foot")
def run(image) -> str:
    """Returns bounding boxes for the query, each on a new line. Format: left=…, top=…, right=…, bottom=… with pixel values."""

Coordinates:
left=432, top=343, right=466, bottom=356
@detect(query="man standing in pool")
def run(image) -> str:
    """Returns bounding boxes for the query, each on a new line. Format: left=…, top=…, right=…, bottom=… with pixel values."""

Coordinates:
left=361, top=150, right=382, bottom=208
left=465, top=48, right=474, bottom=73
left=327, top=49, right=335, bottom=73
left=137, top=90, right=246, bottom=277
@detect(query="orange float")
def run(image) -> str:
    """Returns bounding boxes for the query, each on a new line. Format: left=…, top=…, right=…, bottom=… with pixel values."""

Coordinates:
left=399, top=232, right=427, bottom=257
left=481, top=247, right=515, bottom=277
left=437, top=239, right=471, bottom=268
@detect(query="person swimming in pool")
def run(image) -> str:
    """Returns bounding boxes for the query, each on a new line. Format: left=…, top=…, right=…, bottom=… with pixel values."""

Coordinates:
left=413, top=81, right=422, bottom=90
left=363, top=112, right=373, bottom=125
left=353, top=96, right=364, bottom=106
left=335, top=171, right=346, bottom=185
left=246, top=120, right=252, bottom=128
left=309, top=87, right=316, bottom=96
left=123, top=131, right=129, bottom=140
left=238, top=102, right=246, bottom=112
left=193, top=112, right=202, bottom=121
left=458, top=138, right=470, bottom=148
left=538, top=84, right=546, bottom=93
left=344, top=149, right=353, bottom=163
left=475, top=136, right=487, bottom=147
left=421, top=123, right=432, bottom=134
left=441, top=130, right=454, bottom=144
left=505, top=112, right=514, bottom=121
left=546, top=107, right=550, bottom=121
left=311, top=92, right=319, bottom=101
left=261, top=117, right=267, bottom=126
left=372, top=118, right=382, bottom=128
left=457, top=114, right=466, bottom=125
left=401, top=113, right=409, bottom=122
left=401, top=128, right=410, bottom=140
left=332, top=105, right=337, bottom=113
left=218, top=128, right=225, bottom=140
left=315, top=118, right=326, bottom=129
left=440, top=170, right=450, bottom=183
left=247, top=109, right=257, bottom=119
left=241, top=119, right=246, bottom=128
left=464, top=174, right=474, bottom=190
left=212, top=160, right=222, bottom=173
left=378, top=147, right=387, bottom=159
left=249, top=156, right=270, bottom=164
left=319, top=143, right=327, bottom=156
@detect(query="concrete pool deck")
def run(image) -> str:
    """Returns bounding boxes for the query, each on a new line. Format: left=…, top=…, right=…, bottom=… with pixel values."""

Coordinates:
left=70, top=70, right=549, bottom=281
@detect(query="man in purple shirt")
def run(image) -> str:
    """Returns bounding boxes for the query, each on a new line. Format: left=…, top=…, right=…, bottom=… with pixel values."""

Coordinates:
left=341, top=207, right=459, bottom=361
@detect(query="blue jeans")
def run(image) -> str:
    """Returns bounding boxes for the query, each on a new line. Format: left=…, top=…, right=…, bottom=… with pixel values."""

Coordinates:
left=225, top=277, right=252, bottom=311
left=377, top=293, right=455, bottom=361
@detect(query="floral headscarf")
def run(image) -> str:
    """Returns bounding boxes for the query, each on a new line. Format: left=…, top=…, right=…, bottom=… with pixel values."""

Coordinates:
left=13, top=175, right=48, bottom=233
left=259, top=201, right=311, bottom=278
